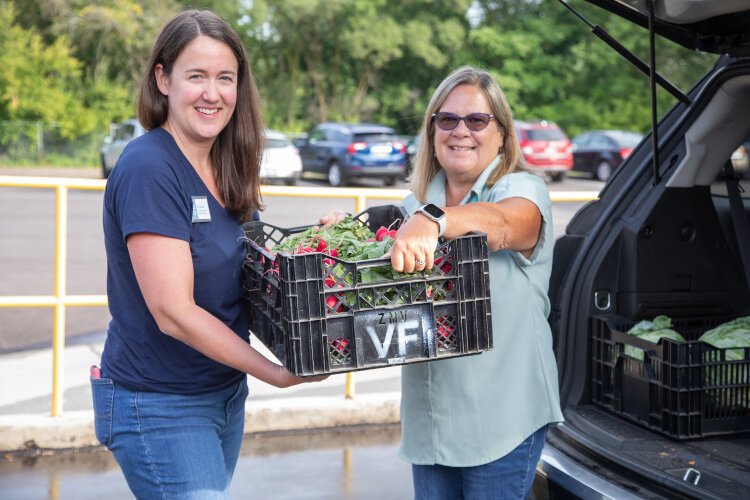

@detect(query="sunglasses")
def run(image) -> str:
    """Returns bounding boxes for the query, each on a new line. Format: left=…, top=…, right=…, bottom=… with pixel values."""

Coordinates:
left=431, top=112, right=497, bottom=132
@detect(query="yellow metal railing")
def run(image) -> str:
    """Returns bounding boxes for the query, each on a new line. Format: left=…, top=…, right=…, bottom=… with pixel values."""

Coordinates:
left=0, top=174, right=598, bottom=416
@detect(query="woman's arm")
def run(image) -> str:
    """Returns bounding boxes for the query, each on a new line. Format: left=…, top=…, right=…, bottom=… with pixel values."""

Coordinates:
left=443, top=199, right=542, bottom=254
left=127, top=233, right=322, bottom=387
left=390, top=198, right=542, bottom=272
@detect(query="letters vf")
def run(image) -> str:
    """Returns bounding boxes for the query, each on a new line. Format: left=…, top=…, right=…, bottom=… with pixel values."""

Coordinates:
left=365, top=319, right=419, bottom=358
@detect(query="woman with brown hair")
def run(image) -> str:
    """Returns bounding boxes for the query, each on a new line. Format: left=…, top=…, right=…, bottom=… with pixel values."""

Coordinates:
left=91, top=10, right=324, bottom=498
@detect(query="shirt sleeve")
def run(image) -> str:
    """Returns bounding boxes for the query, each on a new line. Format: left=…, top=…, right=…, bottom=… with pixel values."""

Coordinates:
left=111, top=148, right=191, bottom=243
left=400, top=192, right=420, bottom=214
left=487, top=172, right=553, bottom=266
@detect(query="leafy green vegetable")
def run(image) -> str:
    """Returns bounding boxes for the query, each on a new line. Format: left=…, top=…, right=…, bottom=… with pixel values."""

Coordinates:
left=624, top=315, right=685, bottom=361
left=266, top=216, right=456, bottom=313
left=699, top=317, right=750, bottom=358
left=273, top=215, right=395, bottom=262
left=699, top=317, right=750, bottom=409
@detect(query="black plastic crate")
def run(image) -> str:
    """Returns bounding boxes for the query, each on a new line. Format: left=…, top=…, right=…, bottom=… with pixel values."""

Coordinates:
left=591, top=314, right=750, bottom=439
left=242, top=204, right=493, bottom=376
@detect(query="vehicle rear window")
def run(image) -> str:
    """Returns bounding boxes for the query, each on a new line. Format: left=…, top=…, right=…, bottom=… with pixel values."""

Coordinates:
left=526, top=129, right=566, bottom=141
left=116, top=125, right=135, bottom=141
left=353, top=133, right=398, bottom=143
left=267, top=138, right=288, bottom=148
left=609, top=131, right=643, bottom=147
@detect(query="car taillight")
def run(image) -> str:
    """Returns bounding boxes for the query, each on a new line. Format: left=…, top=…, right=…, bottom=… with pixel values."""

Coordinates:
left=393, top=142, right=407, bottom=153
left=347, top=142, right=367, bottom=154
left=620, top=147, right=633, bottom=159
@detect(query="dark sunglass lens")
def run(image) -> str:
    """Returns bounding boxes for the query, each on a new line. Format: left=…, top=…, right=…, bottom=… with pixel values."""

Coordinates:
left=466, top=114, right=490, bottom=131
left=436, top=113, right=459, bottom=130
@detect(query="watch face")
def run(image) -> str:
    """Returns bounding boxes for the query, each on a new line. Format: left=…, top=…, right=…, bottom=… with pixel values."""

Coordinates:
left=422, top=204, right=445, bottom=218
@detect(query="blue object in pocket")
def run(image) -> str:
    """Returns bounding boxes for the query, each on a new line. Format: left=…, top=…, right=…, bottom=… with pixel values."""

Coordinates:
left=90, top=377, right=114, bottom=447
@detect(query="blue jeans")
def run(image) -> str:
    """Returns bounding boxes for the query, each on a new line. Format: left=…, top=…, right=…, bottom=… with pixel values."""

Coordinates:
left=412, top=425, right=548, bottom=500
left=91, top=374, right=248, bottom=499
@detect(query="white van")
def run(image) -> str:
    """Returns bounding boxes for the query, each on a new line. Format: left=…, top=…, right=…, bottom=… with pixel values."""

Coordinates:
left=100, top=119, right=146, bottom=178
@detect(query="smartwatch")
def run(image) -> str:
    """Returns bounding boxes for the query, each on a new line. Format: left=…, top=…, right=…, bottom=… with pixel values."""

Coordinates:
left=416, top=203, right=447, bottom=237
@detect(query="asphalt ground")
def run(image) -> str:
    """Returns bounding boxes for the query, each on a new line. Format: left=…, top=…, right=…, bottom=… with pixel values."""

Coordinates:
left=0, top=166, right=599, bottom=452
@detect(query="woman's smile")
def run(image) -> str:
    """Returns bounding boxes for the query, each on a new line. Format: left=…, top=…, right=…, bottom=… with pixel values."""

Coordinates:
left=434, top=84, right=504, bottom=182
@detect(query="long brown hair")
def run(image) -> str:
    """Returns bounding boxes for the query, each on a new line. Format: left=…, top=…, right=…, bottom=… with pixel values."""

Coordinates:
left=137, top=10, right=264, bottom=221
left=410, top=66, right=528, bottom=203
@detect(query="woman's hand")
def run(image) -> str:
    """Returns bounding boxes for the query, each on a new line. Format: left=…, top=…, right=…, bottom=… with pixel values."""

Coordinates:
left=389, top=213, right=441, bottom=273
left=318, top=209, right=348, bottom=228
left=271, top=365, right=329, bottom=388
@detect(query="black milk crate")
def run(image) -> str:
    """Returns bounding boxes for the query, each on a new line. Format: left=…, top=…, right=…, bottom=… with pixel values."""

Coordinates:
left=591, top=314, right=750, bottom=439
left=242, top=204, right=493, bottom=376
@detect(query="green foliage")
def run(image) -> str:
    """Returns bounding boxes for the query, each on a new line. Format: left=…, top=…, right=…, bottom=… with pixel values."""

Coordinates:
left=0, top=0, right=722, bottom=165
left=244, top=0, right=471, bottom=131
left=0, top=4, right=92, bottom=139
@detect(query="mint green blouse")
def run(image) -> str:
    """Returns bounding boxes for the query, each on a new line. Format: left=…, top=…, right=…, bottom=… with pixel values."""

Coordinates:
left=398, top=162, right=564, bottom=467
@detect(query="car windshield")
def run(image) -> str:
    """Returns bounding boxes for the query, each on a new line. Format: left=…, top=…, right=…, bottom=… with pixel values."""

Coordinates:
left=267, top=138, right=288, bottom=149
left=526, top=128, right=566, bottom=141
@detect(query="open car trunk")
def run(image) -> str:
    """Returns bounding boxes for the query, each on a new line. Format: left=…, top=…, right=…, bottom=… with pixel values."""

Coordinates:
left=548, top=53, right=750, bottom=498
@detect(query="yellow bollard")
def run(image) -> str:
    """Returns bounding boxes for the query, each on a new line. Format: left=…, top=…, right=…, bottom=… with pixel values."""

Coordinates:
left=345, top=372, right=355, bottom=399
left=51, top=185, right=68, bottom=417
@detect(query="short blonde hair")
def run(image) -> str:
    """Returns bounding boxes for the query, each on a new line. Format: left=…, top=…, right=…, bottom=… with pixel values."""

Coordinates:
left=410, top=66, right=527, bottom=203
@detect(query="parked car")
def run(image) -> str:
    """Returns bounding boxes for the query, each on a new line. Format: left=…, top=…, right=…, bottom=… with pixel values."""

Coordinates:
left=538, top=1, right=750, bottom=499
left=515, top=120, right=573, bottom=182
left=399, top=133, right=420, bottom=179
left=296, top=123, right=407, bottom=187
left=100, top=119, right=146, bottom=178
left=571, top=129, right=644, bottom=181
left=260, top=130, right=302, bottom=185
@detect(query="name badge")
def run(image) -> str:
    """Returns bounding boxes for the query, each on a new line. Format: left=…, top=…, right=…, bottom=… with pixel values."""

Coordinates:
left=192, top=196, right=211, bottom=222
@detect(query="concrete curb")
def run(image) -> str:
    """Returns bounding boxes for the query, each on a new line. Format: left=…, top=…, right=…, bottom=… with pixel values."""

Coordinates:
left=0, top=392, right=401, bottom=452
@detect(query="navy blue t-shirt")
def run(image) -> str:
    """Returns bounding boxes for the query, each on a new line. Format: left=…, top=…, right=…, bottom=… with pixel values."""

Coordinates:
left=101, top=127, right=251, bottom=394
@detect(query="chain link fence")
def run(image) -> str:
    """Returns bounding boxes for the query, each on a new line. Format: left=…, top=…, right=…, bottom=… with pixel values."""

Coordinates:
left=0, top=121, right=106, bottom=167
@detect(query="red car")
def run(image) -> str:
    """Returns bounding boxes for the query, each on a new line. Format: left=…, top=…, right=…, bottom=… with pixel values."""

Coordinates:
left=515, top=120, right=573, bottom=182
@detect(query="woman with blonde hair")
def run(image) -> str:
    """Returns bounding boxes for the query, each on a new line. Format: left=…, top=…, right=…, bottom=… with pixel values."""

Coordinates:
left=393, top=65, right=564, bottom=499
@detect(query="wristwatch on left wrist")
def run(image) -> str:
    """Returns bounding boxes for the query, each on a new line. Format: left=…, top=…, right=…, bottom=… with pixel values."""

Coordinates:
left=416, top=203, right=447, bottom=237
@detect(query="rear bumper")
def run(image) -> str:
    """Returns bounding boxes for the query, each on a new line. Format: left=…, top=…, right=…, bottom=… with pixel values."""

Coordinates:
left=262, top=170, right=301, bottom=179
left=345, top=164, right=404, bottom=178
left=537, top=445, right=642, bottom=499
left=526, top=163, right=572, bottom=173
left=262, top=166, right=302, bottom=180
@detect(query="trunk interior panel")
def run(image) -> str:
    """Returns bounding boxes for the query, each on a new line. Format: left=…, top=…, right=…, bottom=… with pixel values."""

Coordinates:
left=554, top=63, right=750, bottom=498
left=561, top=405, right=750, bottom=498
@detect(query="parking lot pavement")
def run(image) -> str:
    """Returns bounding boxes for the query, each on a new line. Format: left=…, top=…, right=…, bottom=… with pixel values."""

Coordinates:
left=0, top=168, right=600, bottom=452
left=0, top=333, right=402, bottom=452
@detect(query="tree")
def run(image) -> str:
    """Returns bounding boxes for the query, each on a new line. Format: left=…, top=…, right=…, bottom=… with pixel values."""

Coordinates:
left=242, top=0, right=472, bottom=132
left=0, top=0, right=721, bottom=165
left=0, top=4, right=92, bottom=138
left=468, top=0, right=714, bottom=137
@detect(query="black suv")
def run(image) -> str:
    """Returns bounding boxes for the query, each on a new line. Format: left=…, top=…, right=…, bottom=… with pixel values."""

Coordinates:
left=296, top=123, right=407, bottom=187
left=538, top=1, right=750, bottom=498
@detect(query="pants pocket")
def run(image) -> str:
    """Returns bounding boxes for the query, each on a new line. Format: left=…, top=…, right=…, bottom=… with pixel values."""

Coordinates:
left=90, top=377, right=114, bottom=447
left=227, top=378, right=249, bottom=408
